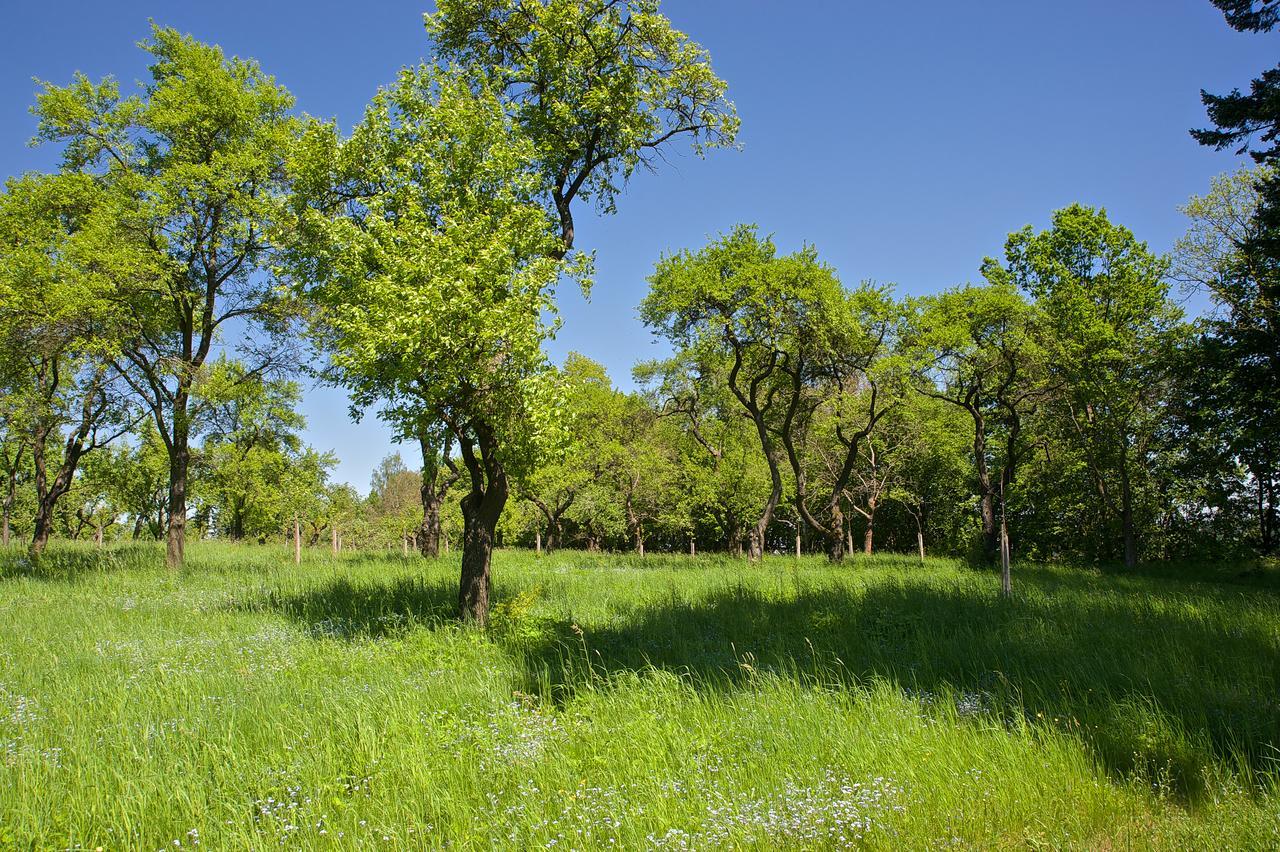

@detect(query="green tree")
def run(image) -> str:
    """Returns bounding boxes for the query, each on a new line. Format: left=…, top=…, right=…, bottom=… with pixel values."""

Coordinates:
left=0, top=173, right=143, bottom=556
left=287, top=65, right=569, bottom=625
left=520, top=353, right=613, bottom=552
left=990, top=204, right=1180, bottom=569
left=1176, top=166, right=1280, bottom=553
left=910, top=281, right=1047, bottom=591
left=425, top=0, right=738, bottom=256
left=198, top=359, right=307, bottom=541
left=33, top=25, right=302, bottom=567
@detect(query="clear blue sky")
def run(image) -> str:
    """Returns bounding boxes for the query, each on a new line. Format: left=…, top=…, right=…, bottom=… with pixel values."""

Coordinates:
left=2, top=1, right=1271, bottom=491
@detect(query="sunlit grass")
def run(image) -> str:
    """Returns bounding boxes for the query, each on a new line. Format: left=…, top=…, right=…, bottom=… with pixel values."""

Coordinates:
left=1, top=541, right=1277, bottom=848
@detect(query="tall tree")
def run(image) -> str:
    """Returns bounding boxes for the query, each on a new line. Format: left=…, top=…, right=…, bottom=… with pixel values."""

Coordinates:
left=775, top=285, right=902, bottom=562
left=1176, top=166, right=1280, bottom=553
left=33, top=25, right=302, bottom=566
left=642, top=226, right=816, bottom=560
left=988, top=204, right=1180, bottom=569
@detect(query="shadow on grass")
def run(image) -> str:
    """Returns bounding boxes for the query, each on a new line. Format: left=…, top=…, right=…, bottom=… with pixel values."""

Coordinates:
left=233, top=574, right=461, bottom=638
left=241, top=562, right=1280, bottom=799
left=0, top=543, right=165, bottom=582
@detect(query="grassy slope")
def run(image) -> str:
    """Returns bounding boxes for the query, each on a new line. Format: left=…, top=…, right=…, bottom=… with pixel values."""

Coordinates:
left=1, top=543, right=1278, bottom=849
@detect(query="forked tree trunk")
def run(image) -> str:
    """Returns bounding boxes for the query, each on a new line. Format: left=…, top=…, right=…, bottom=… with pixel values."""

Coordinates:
left=29, top=422, right=88, bottom=558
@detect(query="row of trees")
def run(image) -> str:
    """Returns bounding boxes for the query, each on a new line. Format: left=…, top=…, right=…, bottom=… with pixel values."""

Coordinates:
left=1, top=1, right=1276, bottom=624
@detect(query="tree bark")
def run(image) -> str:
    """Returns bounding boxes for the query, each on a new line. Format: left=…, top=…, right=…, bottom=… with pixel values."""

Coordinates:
left=1119, top=433, right=1137, bottom=570
left=999, top=496, right=1012, bottom=598
left=294, top=516, right=302, bottom=565
left=455, top=423, right=508, bottom=627
left=165, top=406, right=190, bottom=569
left=417, top=433, right=459, bottom=559
left=331, top=524, right=339, bottom=556
left=29, top=423, right=89, bottom=558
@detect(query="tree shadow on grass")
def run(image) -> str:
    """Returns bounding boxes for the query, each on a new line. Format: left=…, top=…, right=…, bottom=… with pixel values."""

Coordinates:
left=239, top=563, right=1280, bottom=799
left=0, top=543, right=163, bottom=582
left=512, top=576, right=1280, bottom=800
left=234, top=574, right=460, bottom=639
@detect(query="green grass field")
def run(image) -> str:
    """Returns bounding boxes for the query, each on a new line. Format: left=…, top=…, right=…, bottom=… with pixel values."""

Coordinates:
left=1, top=544, right=1278, bottom=849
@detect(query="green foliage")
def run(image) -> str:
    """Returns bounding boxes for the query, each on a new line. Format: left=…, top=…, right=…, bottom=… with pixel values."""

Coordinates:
left=426, top=0, right=738, bottom=235
left=288, top=64, right=574, bottom=480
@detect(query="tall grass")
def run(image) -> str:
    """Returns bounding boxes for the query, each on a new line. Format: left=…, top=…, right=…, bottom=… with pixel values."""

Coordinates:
left=0, top=542, right=1277, bottom=848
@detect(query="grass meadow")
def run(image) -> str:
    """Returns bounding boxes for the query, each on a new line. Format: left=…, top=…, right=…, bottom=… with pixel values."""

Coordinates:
left=1, top=543, right=1278, bottom=849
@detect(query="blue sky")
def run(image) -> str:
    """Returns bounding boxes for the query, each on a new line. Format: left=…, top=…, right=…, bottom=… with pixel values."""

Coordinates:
left=2, top=1, right=1272, bottom=491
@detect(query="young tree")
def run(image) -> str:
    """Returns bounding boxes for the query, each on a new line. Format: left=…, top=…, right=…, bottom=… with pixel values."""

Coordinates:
left=199, top=359, right=306, bottom=541
left=288, top=66, right=571, bottom=625
left=519, top=354, right=613, bottom=552
left=33, top=26, right=302, bottom=567
left=637, top=352, right=774, bottom=555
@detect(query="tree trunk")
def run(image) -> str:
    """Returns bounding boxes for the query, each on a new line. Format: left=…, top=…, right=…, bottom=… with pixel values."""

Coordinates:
left=331, top=524, right=339, bottom=556
left=28, top=423, right=85, bottom=559
left=999, top=496, right=1012, bottom=598
left=30, top=503, right=53, bottom=557
left=862, top=501, right=876, bottom=556
left=917, top=529, right=926, bottom=563
left=980, top=490, right=998, bottom=564
left=1119, top=435, right=1137, bottom=570
left=456, top=425, right=509, bottom=627
left=689, top=536, right=696, bottom=557
left=165, top=416, right=190, bottom=569
left=795, top=532, right=801, bottom=559
left=535, top=529, right=542, bottom=555
left=824, top=505, right=846, bottom=562
left=418, top=498, right=443, bottom=558
left=293, top=516, right=301, bottom=565
left=94, top=525, right=104, bottom=547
